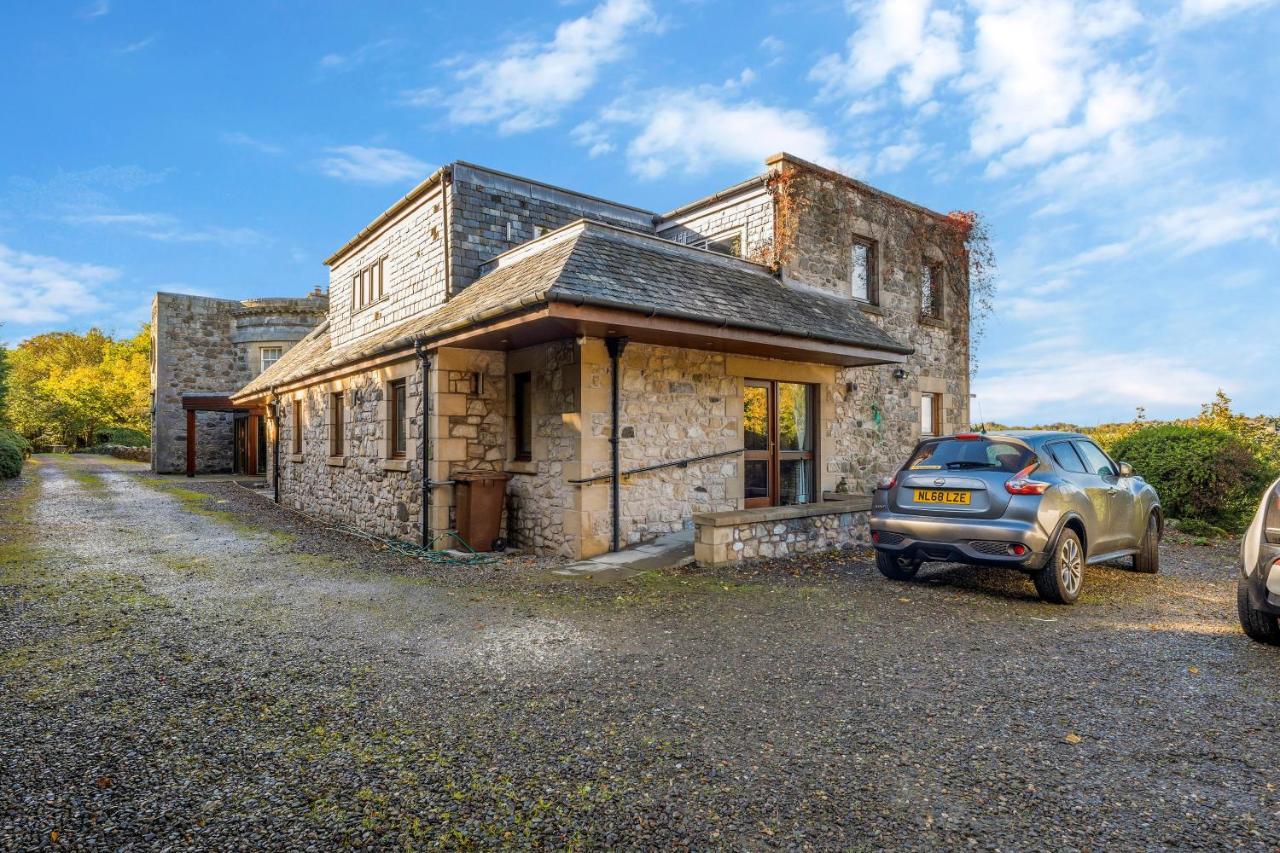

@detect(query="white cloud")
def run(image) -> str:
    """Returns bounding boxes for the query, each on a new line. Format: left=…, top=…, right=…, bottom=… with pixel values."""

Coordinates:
left=1148, top=184, right=1280, bottom=255
left=810, top=0, right=964, bottom=105
left=571, top=121, right=615, bottom=158
left=874, top=140, right=924, bottom=173
left=0, top=244, right=111, bottom=325
left=445, top=0, right=656, bottom=133
left=594, top=91, right=843, bottom=179
left=1180, top=0, right=1277, bottom=20
left=61, top=211, right=268, bottom=246
left=220, top=131, right=284, bottom=156
left=79, top=0, right=109, bottom=19
left=316, top=146, right=430, bottom=184
left=117, top=35, right=156, bottom=54
left=317, top=39, right=398, bottom=74
left=975, top=349, right=1226, bottom=424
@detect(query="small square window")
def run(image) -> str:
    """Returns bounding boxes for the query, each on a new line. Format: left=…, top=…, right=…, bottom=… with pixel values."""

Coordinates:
left=260, top=346, right=283, bottom=373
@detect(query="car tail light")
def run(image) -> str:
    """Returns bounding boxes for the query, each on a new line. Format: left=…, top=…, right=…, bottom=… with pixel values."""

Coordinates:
left=1005, top=463, right=1051, bottom=496
left=955, top=432, right=982, bottom=441
left=876, top=474, right=897, bottom=490
left=871, top=530, right=881, bottom=543
left=1008, top=543, right=1027, bottom=556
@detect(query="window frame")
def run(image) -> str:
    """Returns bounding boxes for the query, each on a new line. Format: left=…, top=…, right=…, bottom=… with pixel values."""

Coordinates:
left=260, top=346, right=283, bottom=373
left=350, top=257, right=387, bottom=313
left=389, top=378, right=407, bottom=459
left=744, top=379, right=816, bottom=508
left=921, top=261, right=944, bottom=320
left=329, top=391, right=345, bottom=458
left=292, top=399, right=302, bottom=454
left=512, top=371, right=533, bottom=462
left=690, top=227, right=746, bottom=258
left=920, top=392, right=942, bottom=438
left=1073, top=440, right=1118, bottom=478
left=850, top=235, right=879, bottom=304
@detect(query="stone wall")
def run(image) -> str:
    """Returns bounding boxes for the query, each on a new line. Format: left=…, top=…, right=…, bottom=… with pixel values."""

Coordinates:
left=274, top=357, right=424, bottom=543
left=327, top=183, right=448, bottom=349
left=768, top=154, right=971, bottom=495
left=693, top=499, right=871, bottom=566
left=449, top=163, right=655, bottom=294
left=151, top=292, right=327, bottom=474
left=610, top=343, right=740, bottom=545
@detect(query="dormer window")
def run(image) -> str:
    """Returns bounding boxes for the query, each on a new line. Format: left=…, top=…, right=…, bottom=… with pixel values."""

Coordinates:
left=351, top=258, right=385, bottom=312
left=851, top=236, right=878, bottom=303
left=691, top=228, right=744, bottom=258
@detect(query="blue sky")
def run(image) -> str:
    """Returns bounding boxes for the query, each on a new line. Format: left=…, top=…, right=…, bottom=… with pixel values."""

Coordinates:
left=1, top=0, right=1276, bottom=425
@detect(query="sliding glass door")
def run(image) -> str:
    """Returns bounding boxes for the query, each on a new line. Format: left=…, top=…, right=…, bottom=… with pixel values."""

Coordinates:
left=743, top=380, right=815, bottom=508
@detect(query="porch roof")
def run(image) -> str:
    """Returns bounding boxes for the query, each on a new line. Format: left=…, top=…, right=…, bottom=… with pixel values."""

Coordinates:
left=234, top=220, right=912, bottom=401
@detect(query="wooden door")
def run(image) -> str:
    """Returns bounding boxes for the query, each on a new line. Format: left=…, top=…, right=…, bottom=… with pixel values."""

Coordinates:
left=743, top=380, right=815, bottom=508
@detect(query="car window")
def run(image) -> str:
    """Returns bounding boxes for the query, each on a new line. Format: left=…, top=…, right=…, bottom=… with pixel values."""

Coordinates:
left=906, top=438, right=1035, bottom=473
left=1048, top=441, right=1088, bottom=474
left=1073, top=441, right=1116, bottom=477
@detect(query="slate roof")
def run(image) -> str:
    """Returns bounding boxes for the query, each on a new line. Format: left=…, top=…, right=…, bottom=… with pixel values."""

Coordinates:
left=235, top=220, right=911, bottom=400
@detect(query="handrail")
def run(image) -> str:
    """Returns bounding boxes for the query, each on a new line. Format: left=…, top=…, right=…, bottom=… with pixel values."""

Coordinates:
left=568, top=448, right=744, bottom=485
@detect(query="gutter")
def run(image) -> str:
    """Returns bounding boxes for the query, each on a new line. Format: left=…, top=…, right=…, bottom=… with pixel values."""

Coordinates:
left=416, top=341, right=433, bottom=549
left=324, top=166, right=451, bottom=267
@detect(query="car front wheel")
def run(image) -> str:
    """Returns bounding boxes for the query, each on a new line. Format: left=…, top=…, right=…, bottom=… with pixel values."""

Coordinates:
left=1237, top=575, right=1280, bottom=645
left=876, top=550, right=920, bottom=581
left=1034, top=529, right=1084, bottom=604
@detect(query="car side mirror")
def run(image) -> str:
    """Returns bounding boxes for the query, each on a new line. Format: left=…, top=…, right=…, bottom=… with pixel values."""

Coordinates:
left=1118, top=462, right=1133, bottom=478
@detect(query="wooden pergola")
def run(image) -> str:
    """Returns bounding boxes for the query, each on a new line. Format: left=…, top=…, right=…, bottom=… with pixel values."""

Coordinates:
left=181, top=394, right=264, bottom=477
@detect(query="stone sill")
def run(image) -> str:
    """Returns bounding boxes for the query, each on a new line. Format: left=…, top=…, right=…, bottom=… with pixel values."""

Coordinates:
left=381, top=458, right=410, bottom=472
left=290, top=453, right=303, bottom=463
left=919, top=314, right=948, bottom=329
left=326, top=456, right=346, bottom=467
left=693, top=495, right=872, bottom=528
left=857, top=301, right=885, bottom=316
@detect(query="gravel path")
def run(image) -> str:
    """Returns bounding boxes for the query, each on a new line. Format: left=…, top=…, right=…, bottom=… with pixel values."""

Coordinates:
left=2, top=453, right=1277, bottom=850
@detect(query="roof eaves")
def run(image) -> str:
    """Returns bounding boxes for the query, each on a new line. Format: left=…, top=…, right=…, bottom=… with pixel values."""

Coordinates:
left=323, top=166, right=450, bottom=267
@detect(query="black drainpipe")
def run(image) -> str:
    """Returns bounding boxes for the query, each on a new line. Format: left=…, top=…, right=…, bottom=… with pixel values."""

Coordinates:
left=269, top=389, right=280, bottom=503
left=416, top=341, right=433, bottom=549
left=605, top=336, right=628, bottom=552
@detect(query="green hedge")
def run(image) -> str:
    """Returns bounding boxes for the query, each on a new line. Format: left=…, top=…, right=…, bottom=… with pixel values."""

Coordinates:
left=1109, top=424, right=1270, bottom=532
left=94, top=427, right=150, bottom=448
left=0, top=435, right=22, bottom=479
left=0, top=428, right=32, bottom=458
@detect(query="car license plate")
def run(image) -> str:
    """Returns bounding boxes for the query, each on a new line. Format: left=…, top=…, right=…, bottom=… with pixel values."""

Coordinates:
left=913, top=489, right=971, bottom=505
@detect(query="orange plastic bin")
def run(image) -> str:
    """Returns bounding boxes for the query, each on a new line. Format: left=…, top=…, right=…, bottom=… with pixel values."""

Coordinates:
left=451, top=469, right=512, bottom=552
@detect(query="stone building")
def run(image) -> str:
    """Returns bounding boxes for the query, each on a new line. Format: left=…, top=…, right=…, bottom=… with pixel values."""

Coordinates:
left=151, top=291, right=327, bottom=474
left=231, top=155, right=971, bottom=564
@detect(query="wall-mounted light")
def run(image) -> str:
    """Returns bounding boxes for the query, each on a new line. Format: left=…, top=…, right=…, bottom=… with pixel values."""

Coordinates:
left=893, top=368, right=909, bottom=381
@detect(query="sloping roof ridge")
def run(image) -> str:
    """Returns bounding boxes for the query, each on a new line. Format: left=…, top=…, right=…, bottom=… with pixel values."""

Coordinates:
left=577, top=219, right=776, bottom=276
left=237, top=318, right=331, bottom=397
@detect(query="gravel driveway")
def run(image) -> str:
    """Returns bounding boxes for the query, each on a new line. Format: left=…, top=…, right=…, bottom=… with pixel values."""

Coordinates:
left=2, top=453, right=1277, bottom=850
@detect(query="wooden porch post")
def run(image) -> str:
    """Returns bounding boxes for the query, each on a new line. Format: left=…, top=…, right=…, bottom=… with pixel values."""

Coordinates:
left=185, top=409, right=196, bottom=477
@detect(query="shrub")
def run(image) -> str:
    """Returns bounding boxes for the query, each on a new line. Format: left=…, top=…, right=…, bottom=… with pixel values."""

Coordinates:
left=0, top=436, right=22, bottom=479
left=0, top=428, right=32, bottom=458
left=1110, top=424, right=1270, bottom=532
left=94, top=427, right=149, bottom=448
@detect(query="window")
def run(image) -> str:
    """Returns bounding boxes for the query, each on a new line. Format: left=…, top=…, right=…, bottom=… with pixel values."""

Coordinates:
left=292, top=399, right=302, bottom=454
left=329, top=392, right=344, bottom=457
left=920, top=392, right=942, bottom=437
left=851, top=237, right=878, bottom=303
left=389, top=379, right=407, bottom=459
left=1048, top=441, right=1087, bottom=474
left=513, top=372, right=533, bottom=461
left=691, top=229, right=744, bottom=258
left=350, top=258, right=385, bottom=312
left=260, top=346, right=283, bottom=373
left=921, top=263, right=943, bottom=319
left=907, top=437, right=1036, bottom=474
left=1074, top=441, right=1117, bottom=477
left=744, top=380, right=815, bottom=507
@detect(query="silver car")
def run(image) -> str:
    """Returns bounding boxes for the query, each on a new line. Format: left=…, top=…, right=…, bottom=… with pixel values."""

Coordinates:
left=1238, top=476, right=1280, bottom=645
left=870, top=431, right=1162, bottom=604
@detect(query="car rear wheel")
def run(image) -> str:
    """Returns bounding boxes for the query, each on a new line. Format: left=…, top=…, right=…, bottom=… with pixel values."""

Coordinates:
left=1132, top=513, right=1160, bottom=574
left=1237, top=575, right=1280, bottom=645
left=876, top=550, right=920, bottom=581
left=1034, top=529, right=1083, bottom=604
